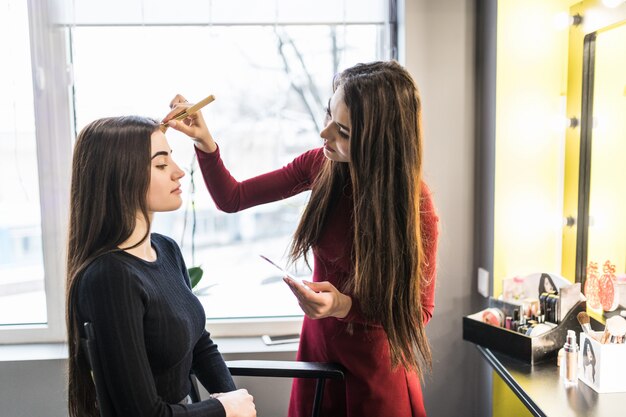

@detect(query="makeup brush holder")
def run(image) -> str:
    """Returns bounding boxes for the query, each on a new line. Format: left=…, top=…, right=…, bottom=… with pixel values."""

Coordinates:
left=578, top=332, right=626, bottom=393
left=463, top=299, right=587, bottom=364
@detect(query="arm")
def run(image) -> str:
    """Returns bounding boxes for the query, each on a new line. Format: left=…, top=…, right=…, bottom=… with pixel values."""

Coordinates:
left=176, top=255, right=235, bottom=393
left=196, top=145, right=321, bottom=212
left=191, top=332, right=257, bottom=417
left=162, top=94, right=321, bottom=212
left=78, top=261, right=227, bottom=417
left=192, top=330, right=237, bottom=393
left=417, top=182, right=439, bottom=326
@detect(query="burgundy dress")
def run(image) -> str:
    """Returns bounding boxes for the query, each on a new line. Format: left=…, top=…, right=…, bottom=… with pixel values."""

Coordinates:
left=196, top=145, right=439, bottom=417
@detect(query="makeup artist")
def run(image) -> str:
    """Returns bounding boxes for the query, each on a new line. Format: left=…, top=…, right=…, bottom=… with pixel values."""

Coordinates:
left=163, top=60, right=439, bottom=417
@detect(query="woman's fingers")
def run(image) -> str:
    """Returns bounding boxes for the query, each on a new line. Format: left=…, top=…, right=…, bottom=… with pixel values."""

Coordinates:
left=302, top=280, right=333, bottom=292
left=166, top=119, right=195, bottom=136
left=283, top=278, right=337, bottom=319
left=162, top=103, right=191, bottom=123
left=169, top=94, right=188, bottom=108
left=163, top=94, right=192, bottom=122
left=283, top=277, right=306, bottom=300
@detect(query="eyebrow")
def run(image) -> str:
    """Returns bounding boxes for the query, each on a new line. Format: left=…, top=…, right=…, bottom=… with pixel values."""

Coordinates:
left=151, top=150, right=171, bottom=160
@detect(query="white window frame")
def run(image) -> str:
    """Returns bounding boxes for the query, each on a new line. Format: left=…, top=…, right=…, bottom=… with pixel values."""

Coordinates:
left=0, top=0, right=395, bottom=343
left=0, top=0, right=73, bottom=344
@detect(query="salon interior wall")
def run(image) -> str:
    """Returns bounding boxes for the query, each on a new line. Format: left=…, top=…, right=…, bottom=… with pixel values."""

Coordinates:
left=401, top=0, right=482, bottom=416
left=491, top=0, right=579, bottom=416
left=0, top=1, right=479, bottom=417
left=0, top=351, right=297, bottom=417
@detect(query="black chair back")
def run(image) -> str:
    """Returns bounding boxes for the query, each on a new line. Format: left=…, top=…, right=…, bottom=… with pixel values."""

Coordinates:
left=81, top=322, right=116, bottom=417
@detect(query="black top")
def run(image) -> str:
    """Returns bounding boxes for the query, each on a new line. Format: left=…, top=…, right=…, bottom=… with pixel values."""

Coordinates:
left=77, top=233, right=235, bottom=417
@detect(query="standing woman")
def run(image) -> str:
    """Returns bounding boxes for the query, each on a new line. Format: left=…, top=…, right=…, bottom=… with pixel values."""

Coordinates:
left=66, top=116, right=256, bottom=417
left=164, top=60, right=439, bottom=417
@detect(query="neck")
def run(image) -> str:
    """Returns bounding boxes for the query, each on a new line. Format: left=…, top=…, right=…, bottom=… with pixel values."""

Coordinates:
left=119, top=213, right=155, bottom=261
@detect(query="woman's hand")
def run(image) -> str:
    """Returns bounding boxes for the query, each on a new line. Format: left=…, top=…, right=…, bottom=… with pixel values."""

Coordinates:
left=162, top=94, right=217, bottom=154
left=213, top=389, right=256, bottom=417
left=284, top=278, right=352, bottom=319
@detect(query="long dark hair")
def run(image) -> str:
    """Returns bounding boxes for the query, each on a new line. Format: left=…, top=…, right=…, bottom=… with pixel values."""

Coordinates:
left=66, top=116, right=158, bottom=417
left=290, top=61, right=432, bottom=373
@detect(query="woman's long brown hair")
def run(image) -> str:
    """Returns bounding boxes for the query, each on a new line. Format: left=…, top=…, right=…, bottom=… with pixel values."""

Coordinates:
left=290, top=61, right=432, bottom=374
left=66, top=116, right=157, bottom=417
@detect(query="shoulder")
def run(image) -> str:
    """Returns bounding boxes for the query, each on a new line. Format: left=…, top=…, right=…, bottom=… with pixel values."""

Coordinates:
left=152, top=233, right=179, bottom=251
left=291, top=147, right=326, bottom=173
left=79, top=252, right=145, bottom=296
left=420, top=182, right=437, bottom=215
left=152, top=233, right=185, bottom=263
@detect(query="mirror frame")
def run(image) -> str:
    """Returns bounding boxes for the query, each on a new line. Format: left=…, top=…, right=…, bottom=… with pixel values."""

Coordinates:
left=575, top=30, right=596, bottom=286
left=564, top=1, right=626, bottom=286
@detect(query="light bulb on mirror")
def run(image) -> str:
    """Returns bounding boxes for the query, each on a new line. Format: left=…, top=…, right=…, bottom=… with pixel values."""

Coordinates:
left=602, top=0, right=625, bottom=8
left=563, top=216, right=576, bottom=228
left=554, top=13, right=583, bottom=30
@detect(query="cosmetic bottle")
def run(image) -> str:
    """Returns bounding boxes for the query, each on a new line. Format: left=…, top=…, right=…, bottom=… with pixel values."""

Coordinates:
left=561, top=330, right=578, bottom=385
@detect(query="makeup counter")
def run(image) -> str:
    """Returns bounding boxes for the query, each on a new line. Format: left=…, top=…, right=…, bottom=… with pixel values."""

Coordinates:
left=463, top=272, right=626, bottom=416
left=475, top=345, right=626, bottom=417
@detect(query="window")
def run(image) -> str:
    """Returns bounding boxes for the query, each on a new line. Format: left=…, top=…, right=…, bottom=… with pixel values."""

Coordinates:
left=0, top=0, right=72, bottom=343
left=1, top=0, right=394, bottom=341
left=0, top=0, right=46, bottom=327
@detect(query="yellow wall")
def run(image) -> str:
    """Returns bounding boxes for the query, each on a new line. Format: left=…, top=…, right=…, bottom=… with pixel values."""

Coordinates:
left=493, top=1, right=578, bottom=416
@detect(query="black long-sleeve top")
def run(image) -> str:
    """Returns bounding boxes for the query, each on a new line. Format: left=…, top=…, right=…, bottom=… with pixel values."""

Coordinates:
left=76, top=233, right=236, bottom=417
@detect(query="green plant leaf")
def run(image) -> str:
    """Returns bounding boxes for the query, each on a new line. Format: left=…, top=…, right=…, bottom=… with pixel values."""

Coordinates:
left=188, top=266, right=204, bottom=289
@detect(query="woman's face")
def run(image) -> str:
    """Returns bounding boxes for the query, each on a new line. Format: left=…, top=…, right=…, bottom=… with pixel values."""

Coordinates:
left=320, top=86, right=351, bottom=163
left=146, top=131, right=185, bottom=212
left=544, top=277, right=554, bottom=293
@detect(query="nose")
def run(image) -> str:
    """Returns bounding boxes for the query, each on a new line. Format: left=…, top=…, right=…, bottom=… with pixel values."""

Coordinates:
left=172, top=161, right=185, bottom=180
left=320, top=121, right=333, bottom=140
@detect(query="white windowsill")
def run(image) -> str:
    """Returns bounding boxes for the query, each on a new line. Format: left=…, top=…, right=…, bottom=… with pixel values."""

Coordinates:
left=205, top=316, right=304, bottom=338
left=0, top=316, right=303, bottom=362
left=0, top=337, right=299, bottom=363
left=0, top=343, right=68, bottom=362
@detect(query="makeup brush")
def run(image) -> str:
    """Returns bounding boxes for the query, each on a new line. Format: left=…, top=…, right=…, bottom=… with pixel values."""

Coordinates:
left=604, top=315, right=626, bottom=344
left=160, top=94, right=215, bottom=132
left=577, top=312, right=593, bottom=334
left=600, top=327, right=611, bottom=344
left=577, top=311, right=600, bottom=342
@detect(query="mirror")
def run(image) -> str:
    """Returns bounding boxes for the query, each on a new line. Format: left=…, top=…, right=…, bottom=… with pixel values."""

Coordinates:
left=576, top=18, right=626, bottom=311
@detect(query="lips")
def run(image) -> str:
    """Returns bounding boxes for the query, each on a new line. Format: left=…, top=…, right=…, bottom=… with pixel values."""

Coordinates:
left=324, top=142, right=335, bottom=153
left=171, top=185, right=181, bottom=193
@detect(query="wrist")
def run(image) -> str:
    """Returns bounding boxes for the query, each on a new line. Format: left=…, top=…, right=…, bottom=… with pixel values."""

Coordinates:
left=195, top=138, right=217, bottom=154
left=335, top=294, right=352, bottom=319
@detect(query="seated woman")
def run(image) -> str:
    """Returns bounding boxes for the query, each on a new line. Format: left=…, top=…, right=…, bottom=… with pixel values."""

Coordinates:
left=65, top=116, right=256, bottom=417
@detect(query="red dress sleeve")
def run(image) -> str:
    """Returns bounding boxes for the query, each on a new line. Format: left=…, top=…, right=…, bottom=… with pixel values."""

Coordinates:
left=341, top=182, right=439, bottom=326
left=195, top=144, right=324, bottom=212
left=418, top=182, right=439, bottom=326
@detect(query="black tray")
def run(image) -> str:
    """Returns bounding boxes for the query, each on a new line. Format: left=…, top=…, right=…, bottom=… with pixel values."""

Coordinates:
left=462, top=300, right=586, bottom=364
